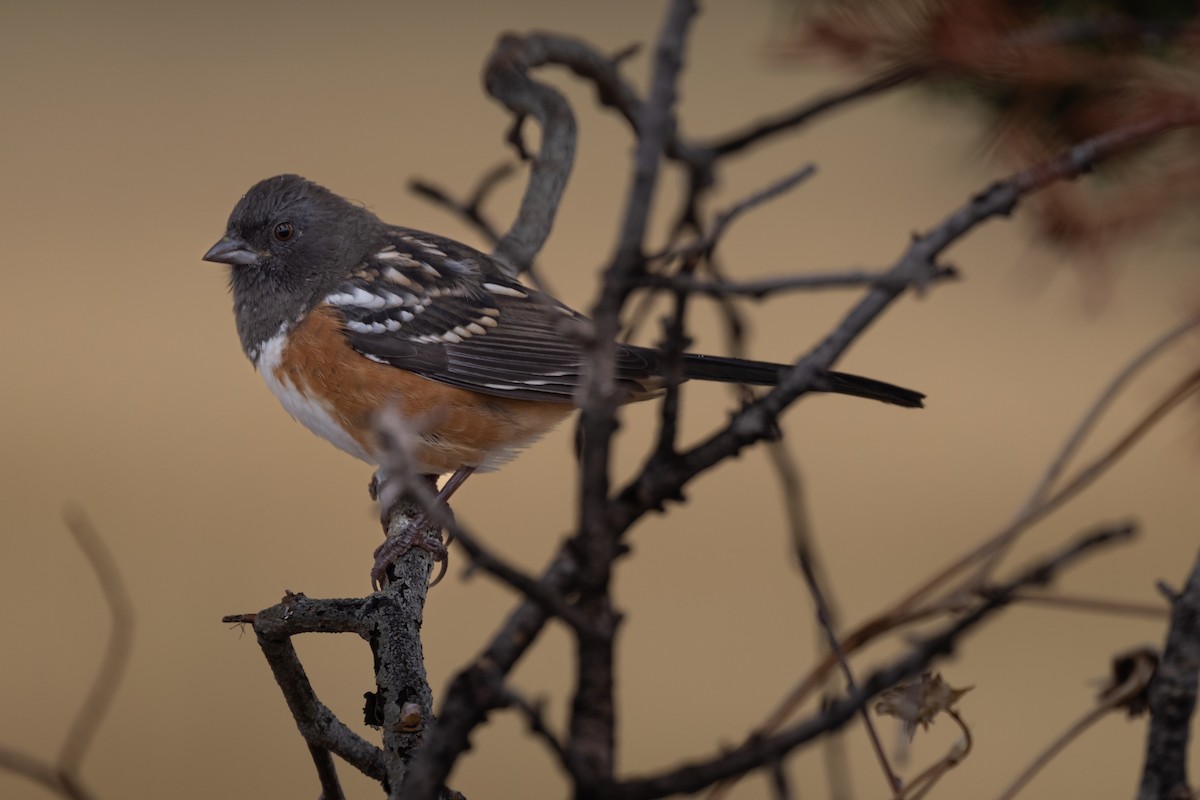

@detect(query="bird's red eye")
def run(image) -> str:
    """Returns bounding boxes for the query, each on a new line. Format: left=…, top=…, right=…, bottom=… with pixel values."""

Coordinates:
left=273, top=222, right=296, bottom=242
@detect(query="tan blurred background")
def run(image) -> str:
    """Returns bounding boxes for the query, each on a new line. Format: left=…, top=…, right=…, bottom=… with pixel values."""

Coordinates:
left=2, top=1, right=1198, bottom=798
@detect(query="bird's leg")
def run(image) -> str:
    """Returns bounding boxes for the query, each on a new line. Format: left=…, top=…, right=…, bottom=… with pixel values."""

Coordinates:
left=371, top=466, right=477, bottom=590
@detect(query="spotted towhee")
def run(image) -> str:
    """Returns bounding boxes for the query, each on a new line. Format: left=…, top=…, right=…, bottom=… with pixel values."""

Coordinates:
left=203, top=175, right=923, bottom=586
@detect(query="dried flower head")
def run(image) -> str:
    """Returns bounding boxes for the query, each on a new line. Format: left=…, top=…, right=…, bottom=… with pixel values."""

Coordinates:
left=875, top=671, right=973, bottom=739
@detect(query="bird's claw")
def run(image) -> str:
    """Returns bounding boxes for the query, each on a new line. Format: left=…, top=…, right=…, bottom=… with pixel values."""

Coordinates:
left=371, top=520, right=448, bottom=591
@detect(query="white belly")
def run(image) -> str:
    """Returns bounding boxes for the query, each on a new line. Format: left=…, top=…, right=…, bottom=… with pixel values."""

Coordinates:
left=254, top=328, right=375, bottom=463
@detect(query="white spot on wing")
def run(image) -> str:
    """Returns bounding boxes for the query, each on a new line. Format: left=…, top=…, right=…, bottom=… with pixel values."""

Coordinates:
left=345, top=320, right=388, bottom=334
left=482, top=282, right=528, bottom=299
left=325, top=287, right=386, bottom=310
left=383, top=267, right=417, bottom=288
left=441, top=258, right=476, bottom=275
left=412, top=239, right=447, bottom=257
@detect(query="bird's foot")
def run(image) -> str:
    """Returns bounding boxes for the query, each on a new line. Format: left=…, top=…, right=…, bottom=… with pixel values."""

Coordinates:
left=370, top=467, right=475, bottom=590
left=371, top=516, right=448, bottom=591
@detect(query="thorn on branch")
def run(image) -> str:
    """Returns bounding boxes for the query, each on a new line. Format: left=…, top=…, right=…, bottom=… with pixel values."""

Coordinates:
left=505, top=114, right=531, bottom=161
left=1155, top=580, right=1178, bottom=603
left=609, top=42, right=642, bottom=66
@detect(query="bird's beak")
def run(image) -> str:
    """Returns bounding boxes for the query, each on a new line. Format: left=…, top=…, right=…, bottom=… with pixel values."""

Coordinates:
left=202, top=235, right=260, bottom=266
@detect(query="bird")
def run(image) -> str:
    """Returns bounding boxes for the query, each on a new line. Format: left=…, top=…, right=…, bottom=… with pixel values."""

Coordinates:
left=203, top=174, right=923, bottom=588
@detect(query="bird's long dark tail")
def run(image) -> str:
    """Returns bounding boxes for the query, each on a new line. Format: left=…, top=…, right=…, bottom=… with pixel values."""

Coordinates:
left=681, top=353, right=924, bottom=408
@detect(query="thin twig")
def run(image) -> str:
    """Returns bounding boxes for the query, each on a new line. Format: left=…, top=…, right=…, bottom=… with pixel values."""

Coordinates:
left=770, top=759, right=794, bottom=800
left=782, top=448, right=897, bottom=796
left=1010, top=591, right=1168, bottom=619
left=0, top=512, right=131, bottom=800
left=501, top=686, right=574, bottom=774
left=995, top=650, right=1155, bottom=800
left=634, top=266, right=957, bottom=298
left=308, top=743, right=346, bottom=800
left=708, top=65, right=926, bottom=157
left=797, top=527, right=901, bottom=792
left=706, top=319, right=1200, bottom=800
left=58, top=509, right=135, bottom=776
left=615, top=113, right=1199, bottom=541
left=451, top=522, right=596, bottom=635
left=894, top=362, right=1200, bottom=616
left=0, top=746, right=98, bottom=800
left=897, top=708, right=973, bottom=800
left=1017, top=313, right=1200, bottom=519
left=765, top=441, right=855, bottom=800
left=651, top=164, right=818, bottom=260
left=610, top=524, right=1134, bottom=800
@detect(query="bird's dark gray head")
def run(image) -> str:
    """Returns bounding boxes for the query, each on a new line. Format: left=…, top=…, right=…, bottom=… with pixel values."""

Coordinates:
left=203, top=174, right=385, bottom=361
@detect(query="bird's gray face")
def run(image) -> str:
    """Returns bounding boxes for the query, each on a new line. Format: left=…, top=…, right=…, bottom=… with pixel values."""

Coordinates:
left=202, top=174, right=381, bottom=360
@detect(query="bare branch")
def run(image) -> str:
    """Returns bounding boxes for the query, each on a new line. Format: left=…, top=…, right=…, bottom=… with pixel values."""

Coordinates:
left=614, top=115, right=1199, bottom=539
left=798, top=532, right=900, bottom=793
left=568, top=2, right=699, bottom=792
left=996, top=648, right=1156, bottom=800
left=501, top=686, right=574, bottom=775
left=400, top=548, right=579, bottom=798
left=1138, top=551, right=1200, bottom=800
left=1015, top=312, right=1200, bottom=520
left=899, top=365, right=1200, bottom=615
left=708, top=65, right=925, bottom=157
left=403, top=114, right=1196, bottom=800
left=484, top=35, right=579, bottom=274
left=651, top=164, right=818, bottom=260
left=308, top=743, right=347, bottom=800
left=0, top=512, right=130, bottom=800
left=634, top=265, right=959, bottom=299
left=451, top=522, right=595, bottom=635
left=238, top=595, right=387, bottom=783
left=769, top=759, right=794, bottom=800
left=0, top=746, right=98, bottom=800
left=58, top=510, right=135, bottom=776
left=775, top=446, right=896, bottom=793
left=610, top=523, right=1135, bottom=800
left=1010, top=592, right=1168, bottom=619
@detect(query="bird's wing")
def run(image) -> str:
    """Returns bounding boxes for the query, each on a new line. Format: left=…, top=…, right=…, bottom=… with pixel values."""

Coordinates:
left=327, top=228, right=658, bottom=403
